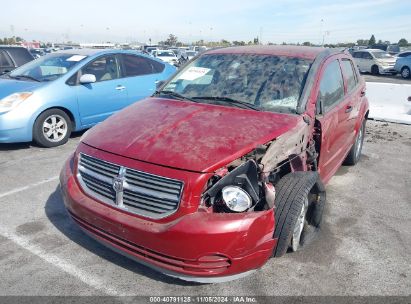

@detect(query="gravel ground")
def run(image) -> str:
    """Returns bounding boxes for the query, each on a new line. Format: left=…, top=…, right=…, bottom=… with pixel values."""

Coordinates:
left=0, top=120, right=410, bottom=299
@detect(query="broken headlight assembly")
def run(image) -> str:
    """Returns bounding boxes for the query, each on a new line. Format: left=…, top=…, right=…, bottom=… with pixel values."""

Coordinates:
left=202, top=160, right=269, bottom=213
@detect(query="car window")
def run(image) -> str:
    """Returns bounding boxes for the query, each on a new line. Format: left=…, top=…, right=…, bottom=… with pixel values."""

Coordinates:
left=163, top=54, right=312, bottom=114
left=341, top=59, right=358, bottom=93
left=8, top=48, right=33, bottom=66
left=363, top=52, right=373, bottom=59
left=398, top=52, right=411, bottom=58
left=0, top=50, right=13, bottom=67
left=81, top=55, right=119, bottom=82
left=121, top=54, right=164, bottom=76
left=352, top=52, right=362, bottom=58
left=317, top=60, right=344, bottom=112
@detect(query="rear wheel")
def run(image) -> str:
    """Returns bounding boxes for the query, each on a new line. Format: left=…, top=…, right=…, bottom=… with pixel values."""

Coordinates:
left=273, top=172, right=326, bottom=257
left=401, top=67, right=410, bottom=79
left=33, top=109, right=72, bottom=148
left=343, top=119, right=365, bottom=166
left=371, top=65, right=379, bottom=75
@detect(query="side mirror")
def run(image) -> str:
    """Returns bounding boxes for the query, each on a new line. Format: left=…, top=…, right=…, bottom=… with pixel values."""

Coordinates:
left=79, top=74, right=96, bottom=84
left=156, top=80, right=165, bottom=89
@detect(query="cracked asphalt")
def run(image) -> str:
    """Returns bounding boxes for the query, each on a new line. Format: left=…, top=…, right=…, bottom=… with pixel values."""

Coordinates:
left=0, top=120, right=410, bottom=297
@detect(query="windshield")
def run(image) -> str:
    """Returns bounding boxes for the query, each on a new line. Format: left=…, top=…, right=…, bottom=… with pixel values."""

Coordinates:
left=9, top=53, right=87, bottom=82
left=157, top=51, right=175, bottom=57
left=372, top=51, right=393, bottom=59
left=161, top=54, right=312, bottom=113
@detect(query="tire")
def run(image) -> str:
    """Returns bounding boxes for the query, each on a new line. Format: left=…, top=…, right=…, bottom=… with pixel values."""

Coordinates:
left=33, top=109, right=72, bottom=148
left=401, top=66, right=410, bottom=79
left=343, top=119, right=366, bottom=166
left=273, top=171, right=325, bottom=257
left=371, top=65, right=379, bottom=75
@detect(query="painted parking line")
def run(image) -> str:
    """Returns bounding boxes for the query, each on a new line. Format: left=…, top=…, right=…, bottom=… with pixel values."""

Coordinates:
left=0, top=225, right=121, bottom=297
left=0, top=176, right=59, bottom=199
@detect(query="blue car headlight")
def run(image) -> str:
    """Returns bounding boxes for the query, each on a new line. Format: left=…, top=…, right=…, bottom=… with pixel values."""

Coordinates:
left=0, top=92, right=33, bottom=113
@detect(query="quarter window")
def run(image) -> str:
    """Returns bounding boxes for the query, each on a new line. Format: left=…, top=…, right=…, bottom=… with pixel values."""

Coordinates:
left=0, top=51, right=13, bottom=67
left=81, top=56, right=119, bottom=82
left=317, top=60, right=344, bottom=112
left=121, top=54, right=165, bottom=77
left=341, top=59, right=358, bottom=93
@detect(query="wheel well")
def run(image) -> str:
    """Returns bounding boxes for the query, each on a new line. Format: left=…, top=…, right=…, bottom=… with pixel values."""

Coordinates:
left=401, top=66, right=410, bottom=71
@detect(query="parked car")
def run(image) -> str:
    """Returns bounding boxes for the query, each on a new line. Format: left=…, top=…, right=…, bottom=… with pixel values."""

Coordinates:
left=0, top=49, right=176, bottom=147
left=0, top=46, right=34, bottom=74
left=151, top=49, right=179, bottom=66
left=352, top=49, right=396, bottom=75
left=29, top=48, right=46, bottom=59
left=60, top=46, right=368, bottom=282
left=394, top=55, right=411, bottom=79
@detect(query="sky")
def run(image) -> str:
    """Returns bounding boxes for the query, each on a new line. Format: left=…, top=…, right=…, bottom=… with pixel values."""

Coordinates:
left=1, top=0, right=410, bottom=45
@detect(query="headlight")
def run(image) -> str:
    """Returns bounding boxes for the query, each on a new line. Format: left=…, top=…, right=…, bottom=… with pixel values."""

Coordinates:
left=0, top=92, right=32, bottom=112
left=222, top=186, right=252, bottom=212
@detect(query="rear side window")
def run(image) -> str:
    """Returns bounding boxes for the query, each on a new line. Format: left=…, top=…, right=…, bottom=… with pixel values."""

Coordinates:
left=121, top=54, right=165, bottom=77
left=341, top=59, right=358, bottom=93
left=352, top=52, right=362, bottom=58
left=317, top=60, right=344, bottom=112
left=8, top=48, right=33, bottom=66
left=0, top=51, right=13, bottom=67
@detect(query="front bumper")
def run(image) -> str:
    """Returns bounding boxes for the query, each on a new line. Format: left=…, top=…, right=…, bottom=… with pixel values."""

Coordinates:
left=379, top=65, right=396, bottom=74
left=60, top=154, right=276, bottom=282
left=0, top=110, right=32, bottom=143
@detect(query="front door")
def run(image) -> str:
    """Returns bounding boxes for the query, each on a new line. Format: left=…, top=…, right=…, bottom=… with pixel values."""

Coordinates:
left=76, top=55, right=128, bottom=126
left=315, top=58, right=351, bottom=183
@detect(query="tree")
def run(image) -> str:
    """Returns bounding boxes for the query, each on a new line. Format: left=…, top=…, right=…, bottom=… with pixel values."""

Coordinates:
left=357, top=39, right=369, bottom=46
left=302, top=41, right=311, bottom=46
left=369, top=34, right=376, bottom=46
left=165, top=34, right=178, bottom=46
left=398, top=38, right=408, bottom=47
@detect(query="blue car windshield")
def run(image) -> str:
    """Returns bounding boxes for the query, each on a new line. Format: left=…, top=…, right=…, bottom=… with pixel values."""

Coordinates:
left=9, top=53, right=88, bottom=82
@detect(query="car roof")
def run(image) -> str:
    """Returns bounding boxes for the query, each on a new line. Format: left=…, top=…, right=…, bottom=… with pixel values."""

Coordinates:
left=205, top=45, right=326, bottom=60
left=364, top=49, right=385, bottom=52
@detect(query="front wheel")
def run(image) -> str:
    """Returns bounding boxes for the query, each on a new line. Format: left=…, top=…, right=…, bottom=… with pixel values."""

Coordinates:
left=401, top=67, right=410, bottom=79
left=371, top=65, right=379, bottom=75
left=273, top=172, right=326, bottom=257
left=33, top=109, right=72, bottom=148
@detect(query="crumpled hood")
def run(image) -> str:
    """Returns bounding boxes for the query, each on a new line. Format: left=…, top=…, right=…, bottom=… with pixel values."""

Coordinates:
left=0, top=78, right=44, bottom=99
left=83, top=98, right=301, bottom=172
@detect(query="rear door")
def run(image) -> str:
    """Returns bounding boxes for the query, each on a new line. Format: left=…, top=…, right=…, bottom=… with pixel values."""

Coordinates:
left=119, top=54, right=166, bottom=103
left=76, top=54, right=129, bottom=126
left=340, top=58, right=363, bottom=145
left=315, top=57, right=352, bottom=182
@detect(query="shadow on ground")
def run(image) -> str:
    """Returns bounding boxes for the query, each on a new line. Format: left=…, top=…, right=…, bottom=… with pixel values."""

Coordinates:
left=44, top=186, right=203, bottom=286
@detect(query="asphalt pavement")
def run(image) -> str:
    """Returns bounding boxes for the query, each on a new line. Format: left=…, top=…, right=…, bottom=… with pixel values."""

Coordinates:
left=0, top=120, right=410, bottom=298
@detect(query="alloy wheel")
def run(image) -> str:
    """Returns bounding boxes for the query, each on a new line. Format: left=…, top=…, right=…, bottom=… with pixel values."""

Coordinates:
left=42, top=114, right=68, bottom=143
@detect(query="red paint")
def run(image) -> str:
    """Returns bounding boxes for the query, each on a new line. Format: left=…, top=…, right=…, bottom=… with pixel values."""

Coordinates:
left=60, top=46, right=368, bottom=280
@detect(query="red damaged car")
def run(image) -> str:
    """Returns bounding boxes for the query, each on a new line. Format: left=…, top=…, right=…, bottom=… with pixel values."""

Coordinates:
left=60, top=46, right=368, bottom=282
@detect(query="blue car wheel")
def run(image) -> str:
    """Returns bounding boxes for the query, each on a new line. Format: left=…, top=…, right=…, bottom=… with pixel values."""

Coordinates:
left=33, top=109, right=72, bottom=147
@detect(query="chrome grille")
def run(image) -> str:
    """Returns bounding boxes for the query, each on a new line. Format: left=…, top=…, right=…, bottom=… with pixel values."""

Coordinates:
left=77, top=153, right=183, bottom=219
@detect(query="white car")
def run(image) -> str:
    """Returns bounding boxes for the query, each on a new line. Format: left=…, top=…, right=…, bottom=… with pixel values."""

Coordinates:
left=352, top=49, right=397, bottom=75
left=151, top=50, right=178, bottom=66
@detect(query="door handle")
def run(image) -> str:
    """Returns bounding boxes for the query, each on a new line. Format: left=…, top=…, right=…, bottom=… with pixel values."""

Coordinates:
left=345, top=105, right=353, bottom=113
left=360, top=90, right=366, bottom=97
left=116, top=85, right=126, bottom=91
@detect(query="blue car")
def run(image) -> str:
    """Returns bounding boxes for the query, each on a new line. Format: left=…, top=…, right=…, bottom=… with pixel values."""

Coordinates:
left=0, top=49, right=176, bottom=147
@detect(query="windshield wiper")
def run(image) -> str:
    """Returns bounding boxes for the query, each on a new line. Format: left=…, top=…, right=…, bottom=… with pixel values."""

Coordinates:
left=191, top=96, right=261, bottom=111
left=10, top=75, right=41, bottom=82
left=154, top=90, right=198, bottom=103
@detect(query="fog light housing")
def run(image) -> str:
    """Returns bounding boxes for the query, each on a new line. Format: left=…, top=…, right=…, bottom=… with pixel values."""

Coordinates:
left=222, top=186, right=252, bottom=212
